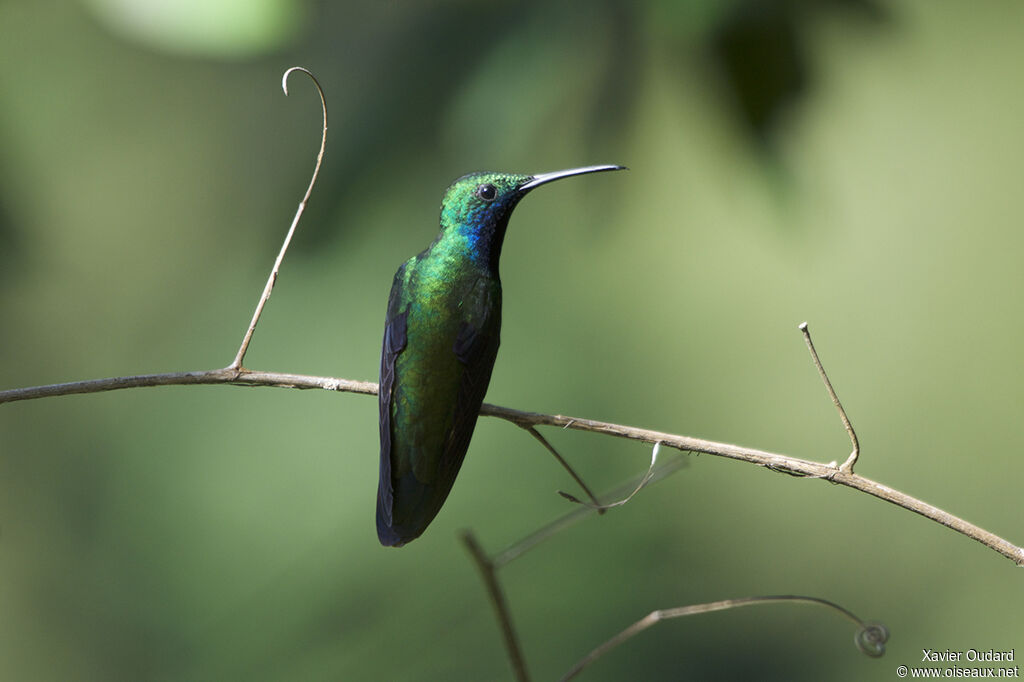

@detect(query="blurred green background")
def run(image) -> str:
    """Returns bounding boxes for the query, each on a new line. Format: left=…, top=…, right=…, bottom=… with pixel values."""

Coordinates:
left=2, top=1, right=1022, bottom=680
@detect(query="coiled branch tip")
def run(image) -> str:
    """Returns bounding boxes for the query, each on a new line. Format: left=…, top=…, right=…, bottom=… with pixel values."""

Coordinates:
left=282, top=66, right=315, bottom=96
left=855, top=622, right=889, bottom=658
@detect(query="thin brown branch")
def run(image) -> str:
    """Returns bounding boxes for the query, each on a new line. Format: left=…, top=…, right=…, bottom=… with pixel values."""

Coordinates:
left=457, top=461, right=691, bottom=682
left=560, top=595, right=889, bottom=681
left=1, top=368, right=1021, bottom=567
left=460, top=531, right=531, bottom=682
left=230, top=67, right=328, bottom=370
left=491, top=455, right=687, bottom=569
left=484, top=404, right=1024, bottom=566
left=521, top=425, right=604, bottom=513
left=0, top=369, right=375, bottom=402
left=800, top=322, right=860, bottom=473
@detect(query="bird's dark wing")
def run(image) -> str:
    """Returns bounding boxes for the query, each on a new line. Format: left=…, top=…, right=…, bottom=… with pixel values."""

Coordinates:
left=441, top=315, right=500, bottom=483
left=376, top=265, right=408, bottom=536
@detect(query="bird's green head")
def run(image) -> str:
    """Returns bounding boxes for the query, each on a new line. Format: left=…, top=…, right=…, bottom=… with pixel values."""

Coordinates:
left=437, top=165, right=624, bottom=270
left=439, top=172, right=531, bottom=254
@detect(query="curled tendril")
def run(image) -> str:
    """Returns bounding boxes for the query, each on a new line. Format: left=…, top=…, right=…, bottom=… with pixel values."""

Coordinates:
left=855, top=622, right=889, bottom=658
left=560, top=441, right=662, bottom=511
left=560, top=595, right=889, bottom=682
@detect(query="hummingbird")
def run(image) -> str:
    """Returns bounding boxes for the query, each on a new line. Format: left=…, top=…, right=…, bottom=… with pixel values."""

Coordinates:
left=377, top=164, right=625, bottom=546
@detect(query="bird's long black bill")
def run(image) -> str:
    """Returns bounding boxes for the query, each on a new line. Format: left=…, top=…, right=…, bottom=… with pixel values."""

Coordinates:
left=519, top=164, right=626, bottom=191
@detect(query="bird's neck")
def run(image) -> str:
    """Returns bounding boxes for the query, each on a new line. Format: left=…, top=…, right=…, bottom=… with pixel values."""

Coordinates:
left=432, top=217, right=510, bottom=275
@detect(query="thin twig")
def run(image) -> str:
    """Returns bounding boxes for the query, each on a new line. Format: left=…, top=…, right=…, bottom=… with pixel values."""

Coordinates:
left=560, top=595, right=889, bottom=681
left=1, top=368, right=1021, bottom=566
left=560, top=441, right=661, bottom=511
left=460, top=531, right=531, bottom=682
left=230, top=67, right=328, bottom=370
left=492, top=455, right=687, bottom=569
left=460, top=461, right=689, bottom=682
left=800, top=322, right=860, bottom=473
left=521, top=425, right=604, bottom=513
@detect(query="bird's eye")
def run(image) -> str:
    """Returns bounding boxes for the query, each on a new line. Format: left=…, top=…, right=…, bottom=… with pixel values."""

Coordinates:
left=475, top=183, right=497, bottom=202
